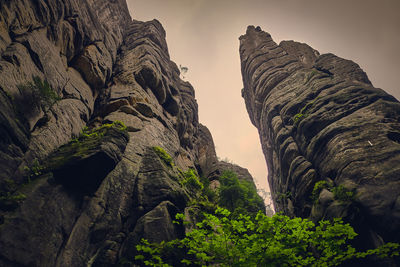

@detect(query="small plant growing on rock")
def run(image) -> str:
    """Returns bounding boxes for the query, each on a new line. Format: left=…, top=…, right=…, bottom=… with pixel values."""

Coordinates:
left=23, top=158, right=45, bottom=182
left=46, top=121, right=129, bottom=173
left=80, top=120, right=127, bottom=139
left=218, top=170, right=264, bottom=216
left=16, top=76, right=61, bottom=114
left=311, top=180, right=354, bottom=203
left=153, top=146, right=174, bottom=167
left=277, top=191, right=292, bottom=202
left=0, top=179, right=27, bottom=211
left=312, top=181, right=330, bottom=203
left=332, top=185, right=355, bottom=202
left=181, top=168, right=203, bottom=191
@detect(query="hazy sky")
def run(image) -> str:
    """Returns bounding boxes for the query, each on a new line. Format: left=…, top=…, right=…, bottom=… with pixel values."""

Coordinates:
left=126, top=0, right=400, bottom=196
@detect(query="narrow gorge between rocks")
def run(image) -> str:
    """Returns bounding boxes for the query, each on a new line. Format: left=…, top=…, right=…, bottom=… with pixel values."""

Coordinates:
left=0, top=1, right=399, bottom=266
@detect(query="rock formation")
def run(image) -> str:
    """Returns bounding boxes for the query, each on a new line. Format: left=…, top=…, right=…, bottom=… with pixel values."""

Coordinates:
left=0, top=1, right=263, bottom=266
left=240, top=26, right=400, bottom=250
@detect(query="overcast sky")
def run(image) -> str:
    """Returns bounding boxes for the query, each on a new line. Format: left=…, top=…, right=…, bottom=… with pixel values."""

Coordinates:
left=126, top=0, right=400, bottom=198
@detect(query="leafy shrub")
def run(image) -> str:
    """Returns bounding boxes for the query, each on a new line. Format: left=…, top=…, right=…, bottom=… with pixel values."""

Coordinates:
left=218, top=170, right=264, bottom=216
left=332, top=185, right=355, bottom=202
left=16, top=76, right=61, bottom=115
left=135, top=208, right=400, bottom=266
left=276, top=191, right=292, bottom=202
left=199, top=175, right=217, bottom=202
left=23, top=158, right=45, bottom=182
left=153, top=146, right=174, bottom=167
left=311, top=181, right=354, bottom=203
left=311, top=181, right=329, bottom=202
left=181, top=168, right=203, bottom=191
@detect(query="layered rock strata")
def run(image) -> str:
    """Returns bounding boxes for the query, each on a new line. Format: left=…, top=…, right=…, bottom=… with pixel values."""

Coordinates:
left=0, top=1, right=261, bottom=266
left=240, top=26, right=400, bottom=249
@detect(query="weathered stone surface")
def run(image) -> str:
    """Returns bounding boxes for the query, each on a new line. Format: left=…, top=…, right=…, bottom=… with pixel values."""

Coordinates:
left=195, top=124, right=257, bottom=184
left=0, top=0, right=131, bottom=186
left=73, top=42, right=112, bottom=89
left=0, top=176, right=82, bottom=267
left=47, top=126, right=129, bottom=194
left=120, top=201, right=181, bottom=259
left=0, top=1, right=262, bottom=266
left=240, top=25, right=400, bottom=248
left=104, top=111, right=143, bottom=132
left=195, top=124, right=219, bottom=178
left=132, top=148, right=190, bottom=214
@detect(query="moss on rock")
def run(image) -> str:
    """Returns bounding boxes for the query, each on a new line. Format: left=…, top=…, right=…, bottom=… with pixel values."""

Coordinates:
left=45, top=121, right=129, bottom=195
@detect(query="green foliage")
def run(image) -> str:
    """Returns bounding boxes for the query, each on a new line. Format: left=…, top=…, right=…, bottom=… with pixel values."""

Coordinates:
left=277, top=191, right=292, bottom=202
left=0, top=161, right=45, bottom=211
left=23, top=159, right=45, bottom=182
left=135, top=208, right=400, bottom=267
left=199, top=175, right=217, bottom=202
left=312, top=181, right=330, bottom=202
left=189, top=199, right=217, bottom=213
left=153, top=146, right=174, bottom=167
left=136, top=239, right=171, bottom=266
left=46, top=121, right=128, bottom=171
left=311, top=181, right=354, bottom=203
left=332, top=185, right=355, bottom=202
left=16, top=76, right=61, bottom=114
left=79, top=121, right=127, bottom=140
left=181, top=168, right=203, bottom=191
left=68, top=121, right=128, bottom=147
left=218, top=170, right=264, bottom=216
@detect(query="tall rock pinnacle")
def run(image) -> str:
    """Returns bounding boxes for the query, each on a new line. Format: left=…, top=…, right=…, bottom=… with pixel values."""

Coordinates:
left=240, top=25, right=400, bottom=248
left=0, top=1, right=264, bottom=266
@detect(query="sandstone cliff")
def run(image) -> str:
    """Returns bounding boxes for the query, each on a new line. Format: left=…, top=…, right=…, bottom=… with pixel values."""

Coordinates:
left=240, top=26, right=400, bottom=250
left=0, top=1, right=262, bottom=266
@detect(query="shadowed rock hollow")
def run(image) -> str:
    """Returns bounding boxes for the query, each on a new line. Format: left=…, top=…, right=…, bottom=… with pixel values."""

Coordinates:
left=240, top=25, right=400, bottom=250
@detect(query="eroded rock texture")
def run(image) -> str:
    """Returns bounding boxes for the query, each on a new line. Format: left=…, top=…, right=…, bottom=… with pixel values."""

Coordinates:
left=240, top=26, right=400, bottom=249
left=0, top=1, right=260, bottom=266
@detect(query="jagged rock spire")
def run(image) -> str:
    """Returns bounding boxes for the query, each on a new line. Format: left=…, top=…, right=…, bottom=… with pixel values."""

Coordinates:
left=240, top=25, right=400, bottom=248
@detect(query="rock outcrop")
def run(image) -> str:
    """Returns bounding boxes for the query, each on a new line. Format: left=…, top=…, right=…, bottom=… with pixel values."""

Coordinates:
left=0, top=1, right=262, bottom=266
left=240, top=26, right=400, bottom=249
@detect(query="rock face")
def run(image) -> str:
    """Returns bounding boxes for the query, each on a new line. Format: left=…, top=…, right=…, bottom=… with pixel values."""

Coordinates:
left=240, top=26, right=400, bottom=249
left=0, top=1, right=262, bottom=266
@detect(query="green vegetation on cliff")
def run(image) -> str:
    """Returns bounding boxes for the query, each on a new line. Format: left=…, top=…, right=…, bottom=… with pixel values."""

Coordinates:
left=49, top=121, right=128, bottom=170
left=133, top=155, right=399, bottom=266
left=180, top=168, right=203, bottom=191
left=153, top=146, right=174, bottom=167
left=135, top=208, right=399, bottom=266
left=16, top=76, right=61, bottom=115
left=0, top=180, right=26, bottom=211
left=312, top=180, right=355, bottom=204
left=218, top=170, right=264, bottom=217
